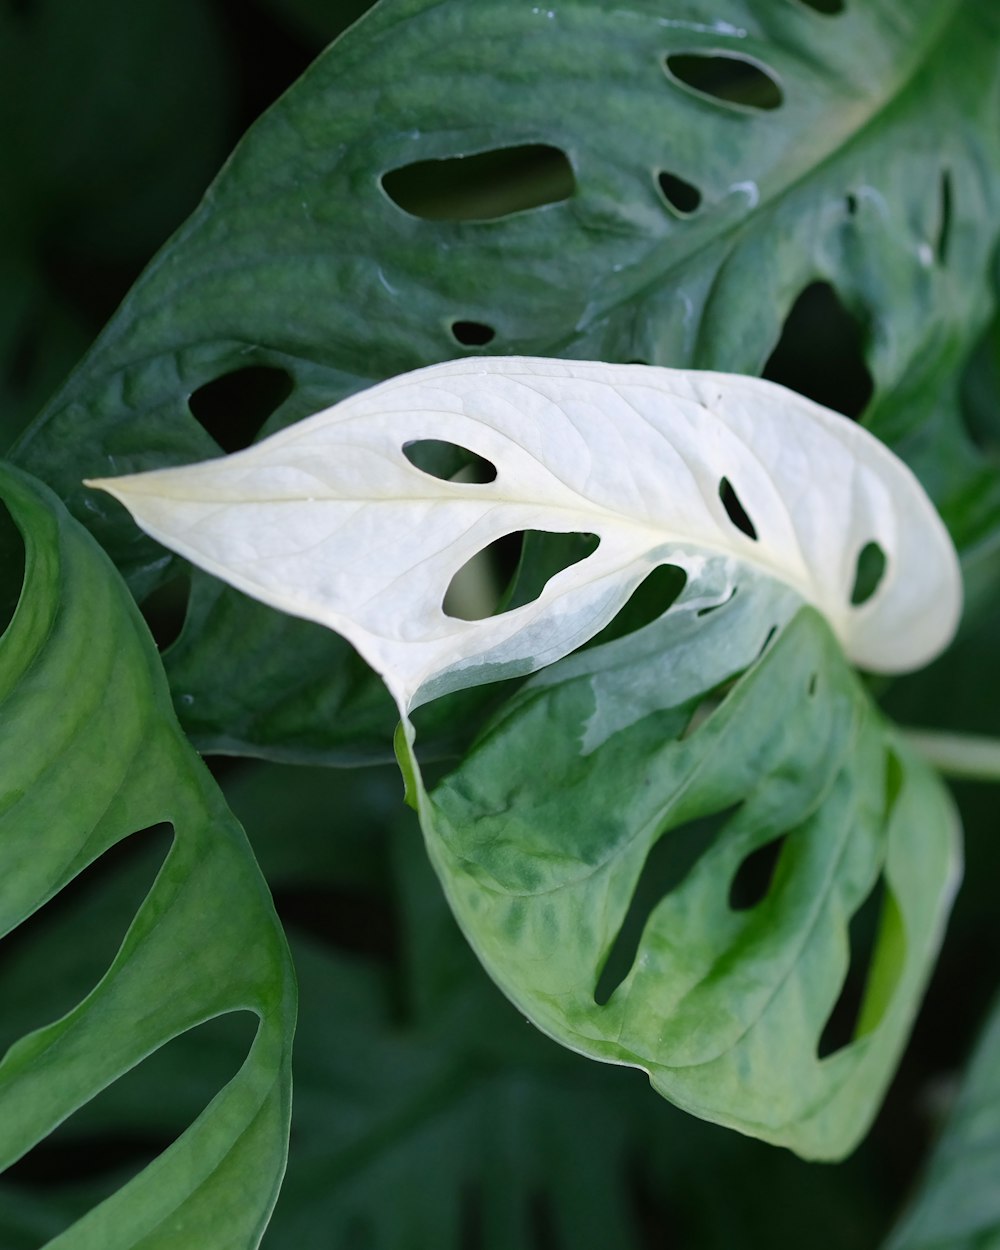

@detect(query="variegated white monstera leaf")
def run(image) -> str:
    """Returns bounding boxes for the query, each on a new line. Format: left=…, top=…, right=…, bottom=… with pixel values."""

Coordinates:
left=90, top=357, right=959, bottom=711
left=89, top=358, right=964, bottom=1161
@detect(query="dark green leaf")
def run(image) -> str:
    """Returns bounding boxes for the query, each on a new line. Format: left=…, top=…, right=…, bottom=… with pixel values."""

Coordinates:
left=11, top=0, right=999, bottom=761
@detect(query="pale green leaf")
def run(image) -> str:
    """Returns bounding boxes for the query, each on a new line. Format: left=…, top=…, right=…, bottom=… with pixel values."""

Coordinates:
left=0, top=464, right=295, bottom=1248
left=87, top=357, right=961, bottom=718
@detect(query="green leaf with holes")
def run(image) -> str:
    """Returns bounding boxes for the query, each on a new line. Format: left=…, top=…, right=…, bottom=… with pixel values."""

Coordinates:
left=87, top=356, right=964, bottom=1158
left=0, top=463, right=295, bottom=1247
left=9, top=0, right=999, bottom=762
left=410, top=591, right=960, bottom=1160
left=883, top=991, right=1000, bottom=1250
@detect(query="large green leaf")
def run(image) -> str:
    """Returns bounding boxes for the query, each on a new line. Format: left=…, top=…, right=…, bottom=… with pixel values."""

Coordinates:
left=884, top=991, right=1000, bottom=1250
left=10, top=0, right=998, bottom=762
left=410, top=587, right=960, bottom=1160
left=0, top=464, right=295, bottom=1248
left=0, top=760, right=897, bottom=1249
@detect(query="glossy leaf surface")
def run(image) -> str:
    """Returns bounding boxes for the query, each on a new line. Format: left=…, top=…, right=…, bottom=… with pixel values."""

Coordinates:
left=0, top=464, right=295, bottom=1247
left=10, top=0, right=999, bottom=762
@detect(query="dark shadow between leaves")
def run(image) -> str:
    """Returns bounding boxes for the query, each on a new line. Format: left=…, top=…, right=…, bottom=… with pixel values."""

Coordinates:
left=0, top=500, right=26, bottom=643
left=140, top=572, right=191, bottom=652
left=595, top=806, right=740, bottom=1005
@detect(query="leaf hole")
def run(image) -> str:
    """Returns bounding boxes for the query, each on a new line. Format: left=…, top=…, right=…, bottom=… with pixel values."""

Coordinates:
left=718, top=477, right=757, bottom=540
left=0, top=825, right=174, bottom=1059
left=451, top=320, right=496, bottom=347
left=763, top=281, right=873, bottom=419
left=664, top=54, right=783, bottom=111
left=3, top=1012, right=257, bottom=1217
left=139, top=572, right=190, bottom=653
left=0, top=500, right=26, bottom=644
left=850, top=541, right=886, bottom=607
left=656, top=170, right=702, bottom=216
left=595, top=806, right=740, bottom=1005
left=445, top=530, right=599, bottom=622
left=795, top=0, right=845, bottom=13
left=381, top=144, right=575, bottom=221
left=818, top=876, right=902, bottom=1058
left=845, top=192, right=858, bottom=216
left=584, top=563, right=687, bottom=649
left=728, top=835, right=787, bottom=911
left=188, top=364, right=294, bottom=453
left=936, top=169, right=953, bottom=266
left=402, top=439, right=498, bottom=484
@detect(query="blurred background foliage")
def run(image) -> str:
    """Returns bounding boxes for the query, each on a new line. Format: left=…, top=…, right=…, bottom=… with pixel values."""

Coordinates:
left=1, top=1, right=999, bottom=1247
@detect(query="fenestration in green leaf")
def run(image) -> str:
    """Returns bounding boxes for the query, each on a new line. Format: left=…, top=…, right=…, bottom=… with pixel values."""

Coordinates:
left=413, top=584, right=961, bottom=1159
left=10, top=0, right=999, bottom=761
left=0, top=464, right=295, bottom=1248
left=88, top=357, right=963, bottom=1158
left=884, top=991, right=1000, bottom=1250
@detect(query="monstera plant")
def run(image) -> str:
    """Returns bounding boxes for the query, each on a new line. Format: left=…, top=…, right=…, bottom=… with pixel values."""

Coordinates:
left=2, top=0, right=999, bottom=1247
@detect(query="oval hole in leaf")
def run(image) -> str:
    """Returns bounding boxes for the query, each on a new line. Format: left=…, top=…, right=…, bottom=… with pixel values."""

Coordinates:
left=381, top=144, right=575, bottom=221
left=4, top=1011, right=257, bottom=1202
left=451, top=320, right=496, bottom=347
left=728, top=835, right=786, bottom=911
left=818, top=876, right=902, bottom=1058
left=584, top=563, right=687, bottom=649
left=656, top=170, right=702, bottom=216
left=0, top=500, right=26, bottom=641
left=402, top=439, right=498, bottom=484
left=594, top=806, right=740, bottom=1005
left=445, top=531, right=599, bottom=621
left=936, top=168, right=953, bottom=266
left=0, top=825, right=174, bottom=1056
left=796, top=0, right=844, bottom=13
left=718, top=477, right=757, bottom=540
left=188, top=365, right=294, bottom=453
left=850, top=541, right=887, bottom=607
left=664, top=54, right=783, bottom=111
left=763, top=281, right=873, bottom=419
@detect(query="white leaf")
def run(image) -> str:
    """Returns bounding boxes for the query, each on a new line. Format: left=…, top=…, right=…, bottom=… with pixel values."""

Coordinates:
left=86, top=357, right=961, bottom=713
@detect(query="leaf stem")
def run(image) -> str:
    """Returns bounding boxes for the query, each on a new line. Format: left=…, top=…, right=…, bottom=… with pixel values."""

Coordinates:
left=903, top=729, right=1000, bottom=782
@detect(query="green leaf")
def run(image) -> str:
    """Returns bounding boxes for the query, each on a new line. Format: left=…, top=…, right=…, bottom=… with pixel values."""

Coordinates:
left=0, top=464, right=295, bottom=1247
left=87, top=356, right=963, bottom=1157
left=11, top=0, right=998, bottom=761
left=884, top=991, right=1000, bottom=1250
left=412, top=589, right=961, bottom=1159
